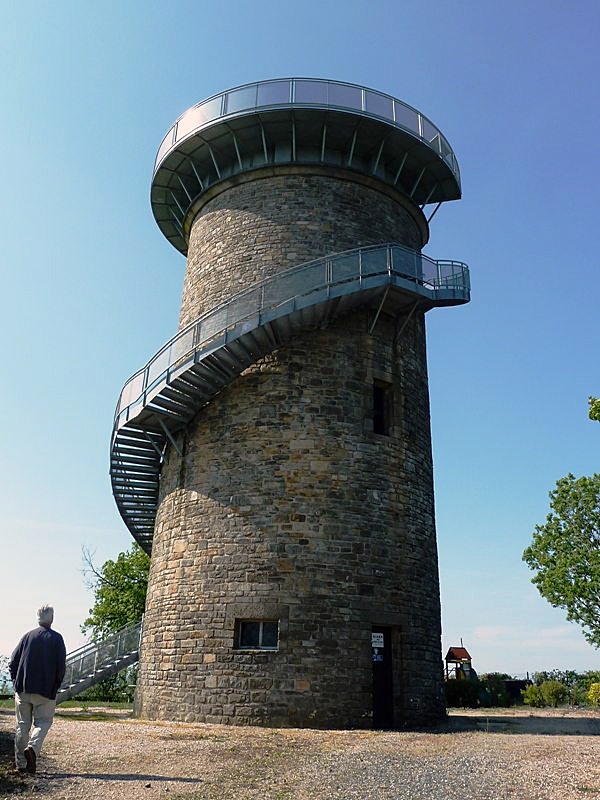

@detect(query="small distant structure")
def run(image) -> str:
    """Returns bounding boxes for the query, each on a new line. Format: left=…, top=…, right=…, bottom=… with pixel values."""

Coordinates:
left=445, top=643, right=476, bottom=680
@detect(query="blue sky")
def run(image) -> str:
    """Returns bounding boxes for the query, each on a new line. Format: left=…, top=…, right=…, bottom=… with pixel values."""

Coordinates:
left=1, top=0, right=598, bottom=677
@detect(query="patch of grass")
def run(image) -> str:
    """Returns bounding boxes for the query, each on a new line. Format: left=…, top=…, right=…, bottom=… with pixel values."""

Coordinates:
left=55, top=701, right=133, bottom=721
left=55, top=711, right=125, bottom=722
left=59, top=700, right=133, bottom=709
left=160, top=731, right=229, bottom=741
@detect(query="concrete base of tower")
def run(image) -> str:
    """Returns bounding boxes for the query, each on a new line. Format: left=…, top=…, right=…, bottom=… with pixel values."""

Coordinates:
left=134, top=310, right=446, bottom=729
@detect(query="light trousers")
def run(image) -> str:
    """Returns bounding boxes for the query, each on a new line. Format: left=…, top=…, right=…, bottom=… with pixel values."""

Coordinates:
left=14, top=692, right=56, bottom=768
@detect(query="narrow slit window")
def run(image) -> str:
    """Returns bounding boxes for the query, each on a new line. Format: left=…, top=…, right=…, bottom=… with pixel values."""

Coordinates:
left=373, top=380, right=392, bottom=436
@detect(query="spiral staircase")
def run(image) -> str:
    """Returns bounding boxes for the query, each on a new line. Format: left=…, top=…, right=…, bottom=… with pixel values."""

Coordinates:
left=110, top=242, right=470, bottom=555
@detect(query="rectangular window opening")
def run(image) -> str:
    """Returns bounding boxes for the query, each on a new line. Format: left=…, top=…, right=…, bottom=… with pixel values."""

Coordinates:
left=373, top=380, right=392, bottom=436
left=236, top=619, right=279, bottom=650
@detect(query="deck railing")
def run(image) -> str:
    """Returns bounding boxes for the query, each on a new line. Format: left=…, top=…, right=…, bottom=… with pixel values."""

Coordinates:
left=154, top=77, right=459, bottom=182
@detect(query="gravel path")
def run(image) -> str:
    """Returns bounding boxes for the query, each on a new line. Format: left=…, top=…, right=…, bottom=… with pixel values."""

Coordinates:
left=1, top=707, right=599, bottom=799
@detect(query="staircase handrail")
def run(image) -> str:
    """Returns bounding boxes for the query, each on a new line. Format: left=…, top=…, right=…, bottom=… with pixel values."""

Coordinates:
left=114, top=242, right=469, bottom=426
left=60, top=619, right=143, bottom=691
left=64, top=620, right=142, bottom=663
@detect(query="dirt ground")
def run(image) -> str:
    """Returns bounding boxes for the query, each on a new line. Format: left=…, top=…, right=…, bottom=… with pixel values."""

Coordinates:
left=1, top=705, right=599, bottom=800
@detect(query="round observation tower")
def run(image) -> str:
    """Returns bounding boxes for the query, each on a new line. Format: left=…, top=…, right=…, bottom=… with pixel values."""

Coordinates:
left=111, top=78, right=470, bottom=728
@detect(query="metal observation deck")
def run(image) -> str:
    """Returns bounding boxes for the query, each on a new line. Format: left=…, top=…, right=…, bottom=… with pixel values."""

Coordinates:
left=111, top=243, right=470, bottom=552
left=151, top=78, right=462, bottom=255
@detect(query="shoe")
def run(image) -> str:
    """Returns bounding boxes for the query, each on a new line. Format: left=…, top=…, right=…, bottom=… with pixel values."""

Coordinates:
left=24, top=746, right=36, bottom=774
left=14, top=766, right=27, bottom=774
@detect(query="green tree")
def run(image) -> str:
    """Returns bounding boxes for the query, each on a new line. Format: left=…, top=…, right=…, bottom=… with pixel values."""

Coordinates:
left=540, top=679, right=568, bottom=708
left=82, top=544, right=150, bottom=639
left=522, top=684, right=545, bottom=708
left=523, top=473, right=600, bottom=648
left=589, top=397, right=600, bottom=422
left=77, top=668, right=138, bottom=703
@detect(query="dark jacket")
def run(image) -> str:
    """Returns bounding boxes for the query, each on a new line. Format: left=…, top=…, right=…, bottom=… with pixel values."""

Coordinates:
left=9, top=626, right=66, bottom=700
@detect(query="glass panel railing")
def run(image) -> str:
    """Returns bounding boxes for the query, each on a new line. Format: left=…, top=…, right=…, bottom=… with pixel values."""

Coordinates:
left=393, top=101, right=420, bottom=135
left=176, top=97, right=222, bottom=141
left=365, top=90, right=393, bottom=121
left=294, top=79, right=327, bottom=104
left=263, top=270, right=308, bottom=307
left=439, top=134, right=453, bottom=161
left=421, top=262, right=434, bottom=286
left=421, top=117, right=439, bottom=146
left=299, top=262, right=327, bottom=294
left=391, top=246, right=419, bottom=280
left=224, top=85, right=257, bottom=115
left=360, top=248, right=388, bottom=276
left=331, top=252, right=360, bottom=282
left=257, top=80, right=291, bottom=106
left=155, top=126, right=175, bottom=171
left=155, top=80, right=459, bottom=186
left=328, top=82, right=362, bottom=110
left=436, top=261, right=469, bottom=290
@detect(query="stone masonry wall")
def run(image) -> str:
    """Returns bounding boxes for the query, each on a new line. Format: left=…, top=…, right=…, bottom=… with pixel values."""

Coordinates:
left=178, top=174, right=424, bottom=329
left=135, top=172, right=445, bottom=727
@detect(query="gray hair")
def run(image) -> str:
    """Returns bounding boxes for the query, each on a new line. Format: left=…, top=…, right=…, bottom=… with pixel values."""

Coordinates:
left=37, top=605, right=54, bottom=626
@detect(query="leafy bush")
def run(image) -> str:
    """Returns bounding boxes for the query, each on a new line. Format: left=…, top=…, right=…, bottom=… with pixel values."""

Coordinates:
left=451, top=670, right=600, bottom=709
left=446, top=673, right=526, bottom=708
left=587, top=683, right=600, bottom=706
left=522, top=684, right=545, bottom=707
left=479, top=673, right=512, bottom=707
left=444, top=678, right=480, bottom=708
left=522, top=680, right=568, bottom=708
left=76, top=665, right=137, bottom=703
left=540, top=680, right=568, bottom=707
left=531, top=670, right=600, bottom=706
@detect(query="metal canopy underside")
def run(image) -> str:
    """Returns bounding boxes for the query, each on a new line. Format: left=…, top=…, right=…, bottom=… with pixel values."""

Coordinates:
left=111, top=243, right=470, bottom=553
left=151, top=78, right=462, bottom=255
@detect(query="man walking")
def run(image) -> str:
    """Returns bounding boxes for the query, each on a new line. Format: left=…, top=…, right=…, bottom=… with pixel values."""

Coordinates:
left=9, top=605, right=66, bottom=774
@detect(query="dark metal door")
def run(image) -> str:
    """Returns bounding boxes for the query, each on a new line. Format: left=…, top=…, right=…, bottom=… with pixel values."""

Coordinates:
left=372, top=626, right=394, bottom=729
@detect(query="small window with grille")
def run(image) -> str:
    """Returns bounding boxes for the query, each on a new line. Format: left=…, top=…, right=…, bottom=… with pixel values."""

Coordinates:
left=236, top=619, right=279, bottom=650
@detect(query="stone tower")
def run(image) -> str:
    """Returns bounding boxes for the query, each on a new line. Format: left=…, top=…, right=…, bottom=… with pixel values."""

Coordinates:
left=111, top=79, right=470, bottom=728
